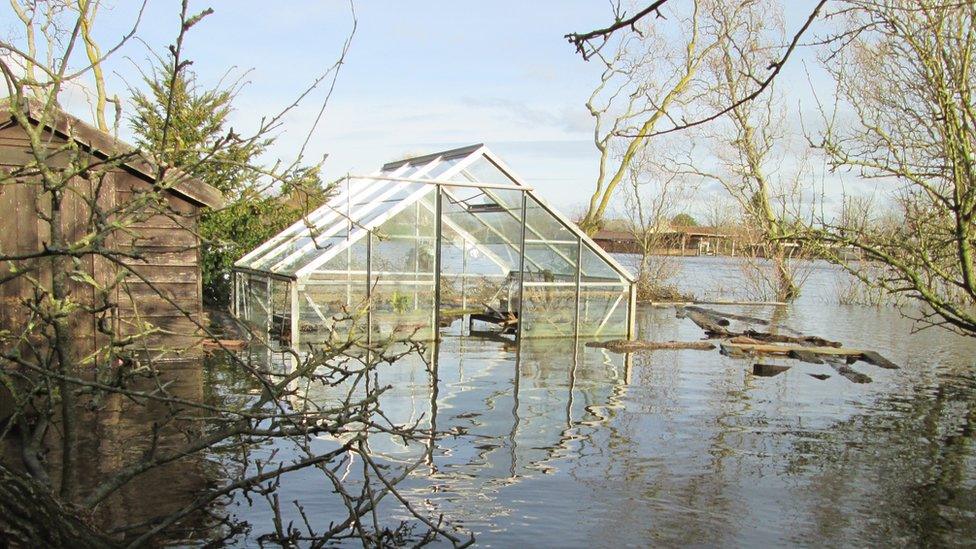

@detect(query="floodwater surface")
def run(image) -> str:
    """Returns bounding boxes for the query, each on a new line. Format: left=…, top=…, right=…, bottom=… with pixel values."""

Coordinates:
left=208, top=257, right=976, bottom=546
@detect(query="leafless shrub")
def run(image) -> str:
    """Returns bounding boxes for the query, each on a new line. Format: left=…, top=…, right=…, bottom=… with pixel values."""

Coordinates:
left=620, top=150, right=696, bottom=302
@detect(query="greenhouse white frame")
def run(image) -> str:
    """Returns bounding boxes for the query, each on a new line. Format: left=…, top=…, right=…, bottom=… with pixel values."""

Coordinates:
left=232, top=144, right=635, bottom=346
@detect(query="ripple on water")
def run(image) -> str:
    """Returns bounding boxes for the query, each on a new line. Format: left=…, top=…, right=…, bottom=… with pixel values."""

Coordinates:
left=208, top=257, right=976, bottom=546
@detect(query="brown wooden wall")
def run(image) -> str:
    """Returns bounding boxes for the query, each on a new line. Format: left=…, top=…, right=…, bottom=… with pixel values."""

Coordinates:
left=0, top=120, right=205, bottom=356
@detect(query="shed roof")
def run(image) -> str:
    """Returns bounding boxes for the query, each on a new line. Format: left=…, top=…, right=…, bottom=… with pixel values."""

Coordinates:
left=1, top=98, right=223, bottom=209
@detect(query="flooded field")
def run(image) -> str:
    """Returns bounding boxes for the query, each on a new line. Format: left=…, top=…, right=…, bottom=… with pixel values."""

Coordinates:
left=177, top=256, right=976, bottom=546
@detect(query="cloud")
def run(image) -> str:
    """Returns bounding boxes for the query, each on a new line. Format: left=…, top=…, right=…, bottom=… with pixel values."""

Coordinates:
left=460, top=96, right=591, bottom=134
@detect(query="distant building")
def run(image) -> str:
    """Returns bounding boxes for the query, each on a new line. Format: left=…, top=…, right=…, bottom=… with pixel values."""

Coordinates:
left=592, top=227, right=733, bottom=256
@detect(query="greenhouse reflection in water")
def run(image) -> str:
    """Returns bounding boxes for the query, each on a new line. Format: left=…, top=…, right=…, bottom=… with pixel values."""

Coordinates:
left=226, top=288, right=976, bottom=546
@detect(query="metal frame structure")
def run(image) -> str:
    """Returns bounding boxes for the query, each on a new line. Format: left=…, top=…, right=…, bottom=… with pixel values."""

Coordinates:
left=233, top=144, right=636, bottom=348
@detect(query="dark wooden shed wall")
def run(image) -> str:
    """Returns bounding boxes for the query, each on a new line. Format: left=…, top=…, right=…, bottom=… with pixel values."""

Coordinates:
left=0, top=120, right=206, bottom=353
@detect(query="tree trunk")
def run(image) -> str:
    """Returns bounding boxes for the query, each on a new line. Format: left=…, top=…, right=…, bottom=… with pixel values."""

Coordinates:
left=0, top=463, right=117, bottom=548
left=773, top=250, right=799, bottom=302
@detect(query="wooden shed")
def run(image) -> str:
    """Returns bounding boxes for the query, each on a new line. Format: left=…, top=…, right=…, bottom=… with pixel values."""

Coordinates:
left=0, top=100, right=223, bottom=356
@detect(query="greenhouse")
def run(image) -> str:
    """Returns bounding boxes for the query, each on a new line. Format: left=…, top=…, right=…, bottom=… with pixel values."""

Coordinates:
left=232, top=144, right=635, bottom=346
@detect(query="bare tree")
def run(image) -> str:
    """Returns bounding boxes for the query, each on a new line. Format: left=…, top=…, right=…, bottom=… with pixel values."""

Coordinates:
left=805, top=0, right=976, bottom=334
left=664, top=0, right=814, bottom=302
left=620, top=149, right=694, bottom=301
left=566, top=0, right=827, bottom=137
left=701, top=192, right=740, bottom=233
left=573, top=0, right=828, bottom=235
left=0, top=2, right=470, bottom=546
left=576, top=0, right=723, bottom=235
left=8, top=0, right=121, bottom=132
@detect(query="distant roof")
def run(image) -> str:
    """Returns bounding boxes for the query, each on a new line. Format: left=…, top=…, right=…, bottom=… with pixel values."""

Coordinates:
left=1, top=98, right=223, bottom=209
left=592, top=230, right=634, bottom=241
left=594, top=227, right=730, bottom=241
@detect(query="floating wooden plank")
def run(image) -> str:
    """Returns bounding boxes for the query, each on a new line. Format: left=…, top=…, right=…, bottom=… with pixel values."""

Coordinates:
left=721, top=341, right=898, bottom=372
left=753, top=363, right=790, bottom=377
left=695, top=300, right=788, bottom=306
left=830, top=363, right=872, bottom=384
left=860, top=350, right=899, bottom=370
left=687, top=305, right=770, bottom=326
left=789, top=349, right=825, bottom=364
left=683, top=309, right=733, bottom=337
left=723, top=342, right=863, bottom=357
left=741, top=329, right=841, bottom=348
left=587, top=339, right=716, bottom=353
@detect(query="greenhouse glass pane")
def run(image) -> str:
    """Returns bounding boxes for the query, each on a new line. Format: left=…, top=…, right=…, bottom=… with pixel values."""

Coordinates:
left=270, top=279, right=291, bottom=339
left=297, top=279, right=369, bottom=343
left=253, top=233, right=334, bottom=271
left=297, top=237, right=369, bottom=343
left=239, top=233, right=299, bottom=270
left=241, top=180, right=373, bottom=272
left=577, top=284, right=628, bottom=337
left=425, top=155, right=464, bottom=178
left=522, top=195, right=578, bottom=281
left=246, top=274, right=269, bottom=332
left=369, top=202, right=437, bottom=340
left=352, top=183, right=430, bottom=229
left=349, top=181, right=422, bottom=209
left=270, top=183, right=433, bottom=276
left=580, top=243, right=625, bottom=283
left=441, top=186, right=523, bottom=255
left=234, top=272, right=246, bottom=317
left=370, top=203, right=436, bottom=275
left=273, top=234, right=350, bottom=275
left=459, top=155, right=518, bottom=187
left=433, top=187, right=523, bottom=335
left=520, top=282, right=577, bottom=337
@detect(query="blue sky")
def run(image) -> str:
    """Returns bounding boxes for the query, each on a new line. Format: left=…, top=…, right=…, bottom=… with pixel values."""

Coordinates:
left=6, top=1, right=837, bottom=217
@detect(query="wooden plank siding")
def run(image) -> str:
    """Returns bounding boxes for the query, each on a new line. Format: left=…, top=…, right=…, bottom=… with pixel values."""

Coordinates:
left=0, top=112, right=214, bottom=356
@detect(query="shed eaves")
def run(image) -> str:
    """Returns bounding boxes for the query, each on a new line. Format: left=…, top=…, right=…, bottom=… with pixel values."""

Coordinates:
left=1, top=97, right=224, bottom=209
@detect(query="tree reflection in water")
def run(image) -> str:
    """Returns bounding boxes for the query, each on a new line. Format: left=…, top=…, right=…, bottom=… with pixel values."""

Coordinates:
left=119, top=304, right=976, bottom=547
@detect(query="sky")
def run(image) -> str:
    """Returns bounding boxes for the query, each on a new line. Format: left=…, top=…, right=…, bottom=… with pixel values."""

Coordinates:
left=2, top=1, right=841, bottom=218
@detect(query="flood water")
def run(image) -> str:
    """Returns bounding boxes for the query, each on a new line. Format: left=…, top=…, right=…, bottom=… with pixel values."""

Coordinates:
left=201, top=257, right=976, bottom=546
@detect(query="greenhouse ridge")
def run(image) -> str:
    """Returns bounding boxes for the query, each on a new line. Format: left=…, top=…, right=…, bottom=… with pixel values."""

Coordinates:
left=233, top=144, right=636, bottom=345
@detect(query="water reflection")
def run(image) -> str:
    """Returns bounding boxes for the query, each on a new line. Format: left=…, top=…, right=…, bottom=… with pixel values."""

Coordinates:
left=217, top=278, right=976, bottom=546
left=0, top=360, right=218, bottom=542
left=229, top=335, right=631, bottom=537
left=287, top=336, right=631, bottom=481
